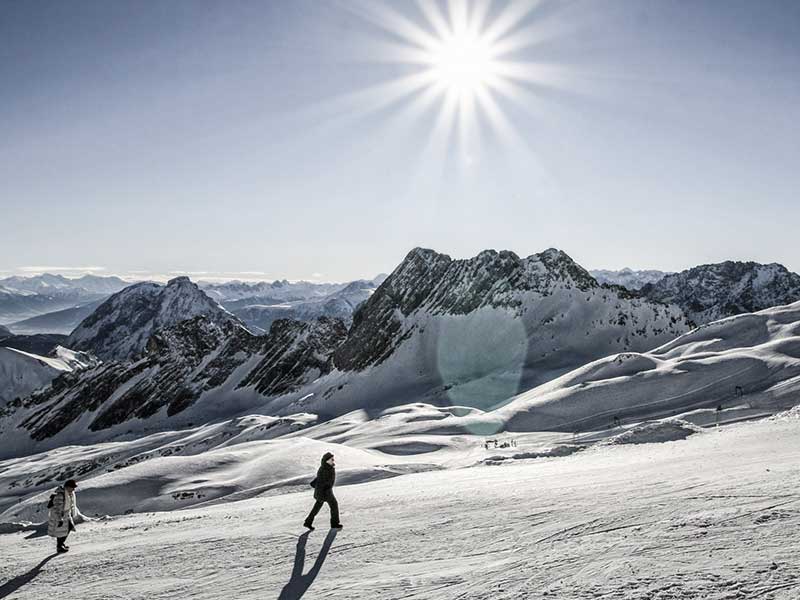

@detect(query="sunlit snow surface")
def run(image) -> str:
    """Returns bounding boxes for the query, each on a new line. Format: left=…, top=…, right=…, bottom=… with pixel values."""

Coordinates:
left=0, top=417, right=798, bottom=599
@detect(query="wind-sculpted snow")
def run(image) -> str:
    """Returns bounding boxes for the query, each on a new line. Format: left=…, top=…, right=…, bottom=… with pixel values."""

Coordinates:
left=641, top=260, right=800, bottom=325
left=65, top=276, right=239, bottom=361
left=0, top=416, right=433, bottom=522
left=1, top=416, right=799, bottom=599
left=493, top=301, right=800, bottom=433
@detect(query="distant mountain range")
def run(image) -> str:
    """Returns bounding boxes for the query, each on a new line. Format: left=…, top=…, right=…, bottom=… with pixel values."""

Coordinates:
left=0, top=274, right=130, bottom=325
left=590, top=269, right=670, bottom=290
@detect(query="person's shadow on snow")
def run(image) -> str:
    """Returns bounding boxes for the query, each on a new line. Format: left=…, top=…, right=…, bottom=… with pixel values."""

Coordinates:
left=0, top=554, right=57, bottom=599
left=277, top=529, right=337, bottom=600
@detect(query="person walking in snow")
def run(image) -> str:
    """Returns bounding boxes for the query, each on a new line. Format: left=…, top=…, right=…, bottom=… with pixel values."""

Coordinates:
left=47, top=479, right=89, bottom=553
left=304, top=452, right=342, bottom=531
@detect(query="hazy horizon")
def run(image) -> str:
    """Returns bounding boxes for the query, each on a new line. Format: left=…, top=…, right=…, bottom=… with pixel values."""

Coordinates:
left=3, top=0, right=799, bottom=279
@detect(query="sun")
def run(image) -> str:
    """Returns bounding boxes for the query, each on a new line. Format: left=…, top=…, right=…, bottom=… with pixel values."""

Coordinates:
left=340, top=0, right=566, bottom=160
left=426, top=30, right=496, bottom=97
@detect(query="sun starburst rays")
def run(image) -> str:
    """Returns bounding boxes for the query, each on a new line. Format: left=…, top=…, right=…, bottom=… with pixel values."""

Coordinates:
left=338, top=0, right=566, bottom=166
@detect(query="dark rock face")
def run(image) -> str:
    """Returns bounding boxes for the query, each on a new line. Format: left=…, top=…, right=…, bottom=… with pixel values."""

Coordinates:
left=0, top=334, right=68, bottom=356
left=641, top=262, right=800, bottom=325
left=15, top=315, right=347, bottom=441
left=239, top=317, right=348, bottom=396
left=65, top=277, right=239, bottom=361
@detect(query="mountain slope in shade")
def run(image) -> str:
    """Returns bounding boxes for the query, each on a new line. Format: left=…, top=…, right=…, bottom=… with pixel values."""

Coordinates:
left=492, top=300, right=800, bottom=432
left=0, top=333, right=67, bottom=355
left=0, top=325, right=10, bottom=337
left=7, top=300, right=104, bottom=335
left=590, top=268, right=671, bottom=290
left=641, top=261, right=800, bottom=325
left=65, top=277, right=238, bottom=361
left=0, top=287, right=92, bottom=324
left=4, top=316, right=346, bottom=454
left=0, top=346, right=97, bottom=406
left=265, top=247, right=691, bottom=418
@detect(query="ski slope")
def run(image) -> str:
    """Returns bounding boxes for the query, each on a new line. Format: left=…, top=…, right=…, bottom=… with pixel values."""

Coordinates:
left=1, top=415, right=798, bottom=599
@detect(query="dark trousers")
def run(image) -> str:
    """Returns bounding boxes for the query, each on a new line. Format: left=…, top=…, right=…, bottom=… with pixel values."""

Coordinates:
left=57, top=534, right=69, bottom=548
left=305, top=494, right=340, bottom=526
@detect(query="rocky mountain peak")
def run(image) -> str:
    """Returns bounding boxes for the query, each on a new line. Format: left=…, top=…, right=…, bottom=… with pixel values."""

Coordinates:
left=641, top=260, right=800, bottom=324
left=65, top=278, right=239, bottom=361
left=333, top=246, right=684, bottom=374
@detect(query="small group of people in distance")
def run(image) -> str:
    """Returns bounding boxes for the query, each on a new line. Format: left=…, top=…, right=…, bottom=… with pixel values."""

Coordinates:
left=47, top=452, right=342, bottom=555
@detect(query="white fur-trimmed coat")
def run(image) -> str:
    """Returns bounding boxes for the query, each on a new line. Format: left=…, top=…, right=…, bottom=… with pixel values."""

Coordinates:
left=47, top=486, right=83, bottom=538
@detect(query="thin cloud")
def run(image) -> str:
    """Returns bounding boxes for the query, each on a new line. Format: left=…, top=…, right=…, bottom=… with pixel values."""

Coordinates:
left=18, top=266, right=107, bottom=273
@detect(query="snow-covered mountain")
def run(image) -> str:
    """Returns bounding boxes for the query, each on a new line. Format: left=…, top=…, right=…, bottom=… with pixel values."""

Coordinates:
left=273, top=247, right=691, bottom=418
left=65, top=277, right=239, bottom=361
left=640, top=261, right=800, bottom=325
left=0, top=346, right=97, bottom=406
left=590, top=268, right=671, bottom=290
left=3, top=315, right=346, bottom=454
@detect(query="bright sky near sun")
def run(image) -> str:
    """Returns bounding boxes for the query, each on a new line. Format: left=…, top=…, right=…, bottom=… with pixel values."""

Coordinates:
left=1, top=0, right=799, bottom=281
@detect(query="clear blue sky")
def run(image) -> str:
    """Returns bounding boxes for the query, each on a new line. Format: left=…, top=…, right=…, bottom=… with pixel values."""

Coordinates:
left=2, top=0, right=799, bottom=281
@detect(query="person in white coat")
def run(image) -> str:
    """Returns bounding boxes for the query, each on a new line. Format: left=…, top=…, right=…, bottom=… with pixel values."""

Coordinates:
left=47, top=479, right=89, bottom=553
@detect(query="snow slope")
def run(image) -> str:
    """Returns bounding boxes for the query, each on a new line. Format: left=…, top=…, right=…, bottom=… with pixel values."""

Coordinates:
left=0, top=346, right=96, bottom=405
left=492, top=301, right=800, bottom=432
left=0, top=416, right=797, bottom=599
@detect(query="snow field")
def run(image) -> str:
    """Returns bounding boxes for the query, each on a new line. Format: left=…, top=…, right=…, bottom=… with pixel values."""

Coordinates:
left=1, top=416, right=798, bottom=599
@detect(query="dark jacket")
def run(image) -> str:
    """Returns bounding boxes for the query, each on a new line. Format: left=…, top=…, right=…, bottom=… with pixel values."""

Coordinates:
left=313, top=460, right=335, bottom=501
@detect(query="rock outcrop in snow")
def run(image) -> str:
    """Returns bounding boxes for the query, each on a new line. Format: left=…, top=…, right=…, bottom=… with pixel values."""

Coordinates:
left=640, top=261, right=800, bottom=325
left=65, top=277, right=239, bottom=361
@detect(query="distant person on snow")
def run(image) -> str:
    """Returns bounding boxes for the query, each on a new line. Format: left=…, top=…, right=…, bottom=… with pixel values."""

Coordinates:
left=47, top=479, right=90, bottom=553
left=304, top=452, right=343, bottom=531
